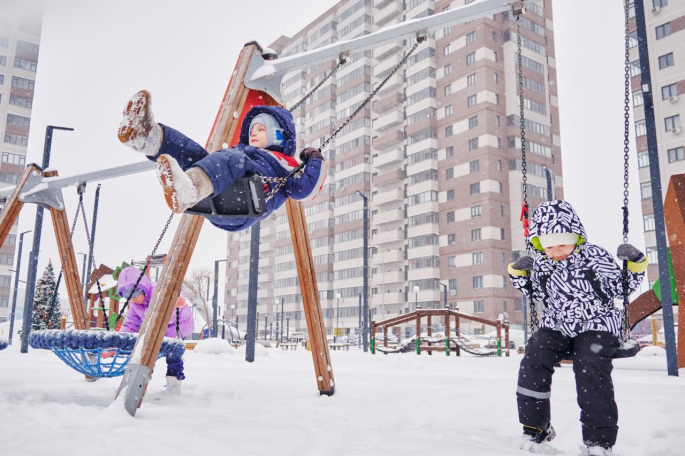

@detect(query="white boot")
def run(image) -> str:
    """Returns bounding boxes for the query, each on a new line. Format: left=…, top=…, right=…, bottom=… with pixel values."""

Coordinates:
left=156, top=154, right=214, bottom=213
left=118, top=90, right=163, bottom=156
left=165, top=376, right=183, bottom=396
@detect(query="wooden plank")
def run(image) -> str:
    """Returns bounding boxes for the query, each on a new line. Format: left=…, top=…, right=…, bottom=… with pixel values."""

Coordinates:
left=0, top=164, right=41, bottom=246
left=663, top=173, right=685, bottom=368
left=286, top=198, right=335, bottom=394
left=44, top=171, right=88, bottom=331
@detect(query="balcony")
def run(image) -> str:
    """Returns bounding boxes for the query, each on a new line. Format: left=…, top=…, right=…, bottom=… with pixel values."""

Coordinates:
left=376, top=72, right=404, bottom=95
left=373, top=131, right=404, bottom=150
left=374, top=148, right=404, bottom=168
left=373, top=168, right=405, bottom=186
left=373, top=229, right=404, bottom=244
left=374, top=110, right=404, bottom=132
left=374, top=54, right=403, bottom=79
left=373, top=208, right=404, bottom=225
left=376, top=271, right=404, bottom=284
left=373, top=249, right=404, bottom=264
left=372, top=292, right=404, bottom=306
left=375, top=0, right=403, bottom=27
left=373, top=93, right=404, bottom=114
left=374, top=188, right=404, bottom=206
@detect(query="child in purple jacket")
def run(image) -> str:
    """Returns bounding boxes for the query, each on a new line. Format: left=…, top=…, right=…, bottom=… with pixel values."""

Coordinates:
left=117, top=266, right=194, bottom=395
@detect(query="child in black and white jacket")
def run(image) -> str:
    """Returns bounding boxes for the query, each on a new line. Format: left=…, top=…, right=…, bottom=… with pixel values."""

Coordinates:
left=509, top=200, right=647, bottom=455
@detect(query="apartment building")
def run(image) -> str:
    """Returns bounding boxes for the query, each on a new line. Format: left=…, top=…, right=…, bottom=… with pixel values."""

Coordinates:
left=629, top=0, right=685, bottom=292
left=224, top=0, right=562, bottom=339
left=0, top=3, right=42, bottom=321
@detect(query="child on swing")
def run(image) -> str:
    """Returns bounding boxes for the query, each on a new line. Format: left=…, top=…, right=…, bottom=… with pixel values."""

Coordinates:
left=116, top=265, right=194, bottom=395
left=117, top=90, right=326, bottom=231
left=508, top=200, right=647, bottom=456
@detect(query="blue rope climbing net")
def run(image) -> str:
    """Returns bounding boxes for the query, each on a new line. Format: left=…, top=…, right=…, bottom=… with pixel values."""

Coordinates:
left=0, top=339, right=7, bottom=351
left=29, top=329, right=185, bottom=378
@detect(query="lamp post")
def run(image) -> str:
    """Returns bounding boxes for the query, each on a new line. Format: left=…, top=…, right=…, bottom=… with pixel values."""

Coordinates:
left=335, top=292, right=341, bottom=343
left=78, top=252, right=87, bottom=296
left=413, top=286, right=419, bottom=311
left=9, top=230, right=31, bottom=345
left=286, top=316, right=290, bottom=342
left=355, top=291, right=362, bottom=347
left=213, top=259, right=227, bottom=338
left=356, top=190, right=369, bottom=352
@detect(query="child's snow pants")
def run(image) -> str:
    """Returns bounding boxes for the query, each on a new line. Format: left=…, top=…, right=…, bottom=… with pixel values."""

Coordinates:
left=517, top=328, right=621, bottom=448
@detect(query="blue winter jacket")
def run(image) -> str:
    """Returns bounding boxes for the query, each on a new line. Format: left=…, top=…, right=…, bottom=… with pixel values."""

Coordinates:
left=154, top=105, right=327, bottom=232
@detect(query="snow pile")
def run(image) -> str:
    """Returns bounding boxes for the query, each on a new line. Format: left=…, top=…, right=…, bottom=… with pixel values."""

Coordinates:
left=192, top=338, right=235, bottom=354
left=637, top=345, right=666, bottom=357
left=235, top=342, right=269, bottom=357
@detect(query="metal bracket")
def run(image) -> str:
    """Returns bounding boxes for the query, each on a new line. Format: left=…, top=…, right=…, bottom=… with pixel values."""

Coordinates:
left=511, top=1, right=525, bottom=16
left=18, top=169, right=65, bottom=210
left=244, top=50, right=285, bottom=105
left=120, top=363, right=151, bottom=417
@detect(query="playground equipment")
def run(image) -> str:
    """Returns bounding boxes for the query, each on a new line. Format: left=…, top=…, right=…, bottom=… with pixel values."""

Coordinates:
left=371, top=306, right=509, bottom=358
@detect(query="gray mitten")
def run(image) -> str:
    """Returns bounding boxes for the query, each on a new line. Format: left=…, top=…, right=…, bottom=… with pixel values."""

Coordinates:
left=512, top=255, right=534, bottom=271
left=616, top=243, right=646, bottom=263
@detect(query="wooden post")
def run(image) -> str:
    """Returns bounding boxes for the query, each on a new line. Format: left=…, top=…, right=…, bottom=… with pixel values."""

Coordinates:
left=504, top=321, right=510, bottom=357
left=286, top=198, right=335, bottom=395
left=44, top=171, right=88, bottom=331
left=0, top=164, right=41, bottom=246
left=496, top=321, right=502, bottom=357
left=415, top=310, right=421, bottom=355
left=651, top=317, right=659, bottom=347
left=427, top=314, right=432, bottom=356
left=370, top=320, right=376, bottom=354
left=663, top=173, right=685, bottom=368
left=383, top=325, right=388, bottom=348
left=445, top=306, right=450, bottom=356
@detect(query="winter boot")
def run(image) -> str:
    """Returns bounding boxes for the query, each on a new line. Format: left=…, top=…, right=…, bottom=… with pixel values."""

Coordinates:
left=586, top=445, right=612, bottom=456
left=155, top=154, right=214, bottom=213
left=519, top=424, right=556, bottom=451
left=118, top=90, right=163, bottom=156
left=165, top=376, right=183, bottom=396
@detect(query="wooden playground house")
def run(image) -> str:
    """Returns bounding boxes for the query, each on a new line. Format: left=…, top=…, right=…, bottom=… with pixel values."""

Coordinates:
left=371, top=306, right=510, bottom=357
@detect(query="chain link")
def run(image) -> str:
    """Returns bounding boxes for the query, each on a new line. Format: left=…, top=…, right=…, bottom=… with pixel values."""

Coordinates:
left=621, top=0, right=632, bottom=341
left=288, top=55, right=348, bottom=113
left=175, top=307, right=182, bottom=339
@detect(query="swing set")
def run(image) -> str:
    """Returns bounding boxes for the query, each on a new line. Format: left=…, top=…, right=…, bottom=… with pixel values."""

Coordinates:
left=0, top=0, right=681, bottom=417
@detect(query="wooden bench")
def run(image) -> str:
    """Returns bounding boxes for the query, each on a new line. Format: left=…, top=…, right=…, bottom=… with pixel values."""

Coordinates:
left=280, top=342, right=299, bottom=351
left=328, top=343, right=352, bottom=351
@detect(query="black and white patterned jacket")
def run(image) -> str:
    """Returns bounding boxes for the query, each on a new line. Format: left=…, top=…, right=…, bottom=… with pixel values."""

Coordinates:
left=509, top=200, right=647, bottom=339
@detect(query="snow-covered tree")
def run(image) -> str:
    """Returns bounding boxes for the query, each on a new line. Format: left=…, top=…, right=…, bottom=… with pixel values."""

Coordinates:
left=31, top=260, right=62, bottom=330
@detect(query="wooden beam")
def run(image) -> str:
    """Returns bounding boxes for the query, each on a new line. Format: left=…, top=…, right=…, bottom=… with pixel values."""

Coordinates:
left=0, top=164, right=41, bottom=246
left=663, top=173, right=685, bottom=368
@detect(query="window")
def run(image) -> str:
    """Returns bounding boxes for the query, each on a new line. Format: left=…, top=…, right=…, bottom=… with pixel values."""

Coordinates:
left=638, top=151, right=650, bottom=168
left=14, top=58, right=37, bottom=72
left=446, top=146, right=454, bottom=157
left=630, top=60, right=641, bottom=77
left=500, top=228, right=506, bottom=240
left=449, top=278, right=457, bottom=290
left=467, top=73, right=477, bottom=86
left=6, top=114, right=30, bottom=128
left=468, top=138, right=479, bottom=150
left=473, top=278, right=483, bottom=289
left=446, top=168, right=454, bottom=179
left=468, top=116, right=478, bottom=129
left=653, top=0, right=668, bottom=7
left=632, top=89, right=643, bottom=107
left=447, top=188, right=455, bottom=200
left=656, top=23, right=671, bottom=40
left=471, top=229, right=481, bottom=241
left=472, top=252, right=483, bottom=265
left=635, top=119, right=646, bottom=137
left=466, top=52, right=476, bottom=65
left=444, top=64, right=452, bottom=76
left=466, top=31, right=475, bottom=44
left=445, top=84, right=452, bottom=96
left=662, top=83, right=678, bottom=99
left=496, top=115, right=501, bottom=126
left=470, top=183, right=480, bottom=195
left=471, top=205, right=481, bottom=218
left=647, top=247, right=658, bottom=264
left=447, top=211, right=455, bottom=223
left=499, top=205, right=504, bottom=216
left=641, top=181, right=652, bottom=199
left=448, top=234, right=456, bottom=245
left=629, top=31, right=638, bottom=48
left=9, top=94, right=32, bottom=108
left=668, top=147, right=684, bottom=163
left=658, top=53, right=674, bottom=69
left=445, top=104, right=453, bottom=117
left=2, top=152, right=26, bottom=165
left=493, top=72, right=499, bottom=84
left=445, top=125, right=453, bottom=137
left=467, top=94, right=477, bottom=107
left=448, top=256, right=456, bottom=268
left=469, top=160, right=480, bottom=172
left=0, top=56, right=5, bottom=66
left=474, top=300, right=484, bottom=313
left=4, top=134, right=29, bottom=146
left=444, top=44, right=451, bottom=56
left=644, top=214, right=655, bottom=232
left=492, top=31, right=498, bottom=41
left=665, top=115, right=681, bottom=131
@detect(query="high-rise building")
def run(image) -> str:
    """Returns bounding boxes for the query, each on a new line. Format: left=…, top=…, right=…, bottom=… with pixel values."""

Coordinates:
left=629, top=0, right=685, bottom=288
left=224, top=0, right=562, bottom=339
left=0, top=2, right=43, bottom=321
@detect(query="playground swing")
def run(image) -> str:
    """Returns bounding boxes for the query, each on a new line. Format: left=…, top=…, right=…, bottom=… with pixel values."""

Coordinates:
left=514, top=3, right=640, bottom=358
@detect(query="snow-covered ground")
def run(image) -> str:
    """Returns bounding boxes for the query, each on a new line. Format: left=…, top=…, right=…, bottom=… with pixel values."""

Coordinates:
left=0, top=341, right=683, bottom=456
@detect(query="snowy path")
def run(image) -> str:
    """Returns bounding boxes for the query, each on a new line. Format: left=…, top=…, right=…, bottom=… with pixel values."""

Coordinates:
left=0, top=344, right=683, bottom=456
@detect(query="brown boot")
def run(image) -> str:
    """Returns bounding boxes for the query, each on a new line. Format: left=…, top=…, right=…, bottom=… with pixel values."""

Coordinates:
left=156, top=154, right=214, bottom=213
left=118, top=90, right=162, bottom=156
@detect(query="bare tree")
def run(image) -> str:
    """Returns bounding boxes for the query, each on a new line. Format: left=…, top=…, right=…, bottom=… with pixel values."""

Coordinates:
left=182, top=267, right=213, bottom=327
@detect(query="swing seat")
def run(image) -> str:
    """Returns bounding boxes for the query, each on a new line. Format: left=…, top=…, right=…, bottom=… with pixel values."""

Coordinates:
left=28, top=329, right=185, bottom=378
left=184, top=175, right=266, bottom=219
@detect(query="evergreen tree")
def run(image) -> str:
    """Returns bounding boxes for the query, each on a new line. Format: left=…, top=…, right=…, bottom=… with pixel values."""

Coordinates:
left=31, top=260, right=62, bottom=330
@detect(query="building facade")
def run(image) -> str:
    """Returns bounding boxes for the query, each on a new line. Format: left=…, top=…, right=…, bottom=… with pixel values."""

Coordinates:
left=224, top=0, right=562, bottom=339
left=0, top=3, right=42, bottom=321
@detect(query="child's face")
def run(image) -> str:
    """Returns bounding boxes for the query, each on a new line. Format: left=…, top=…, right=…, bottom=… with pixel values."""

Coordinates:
left=543, top=244, right=576, bottom=261
left=250, top=123, right=268, bottom=149
left=131, top=293, right=146, bottom=304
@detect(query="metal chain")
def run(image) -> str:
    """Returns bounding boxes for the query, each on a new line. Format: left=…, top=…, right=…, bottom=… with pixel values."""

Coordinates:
left=288, top=55, right=348, bottom=113
left=175, top=307, right=182, bottom=339
left=48, top=186, right=84, bottom=328
left=112, top=212, right=175, bottom=329
left=621, top=0, right=632, bottom=341
left=261, top=36, right=426, bottom=202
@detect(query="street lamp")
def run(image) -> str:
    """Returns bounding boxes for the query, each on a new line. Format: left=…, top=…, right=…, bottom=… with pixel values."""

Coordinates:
left=355, top=291, right=362, bottom=347
left=413, top=286, right=420, bottom=311
left=213, top=259, right=227, bottom=337
left=78, top=252, right=87, bottom=296
left=356, top=190, right=369, bottom=353
left=274, top=297, right=284, bottom=347
left=439, top=282, right=448, bottom=309
left=335, top=292, right=341, bottom=343
left=9, top=230, right=31, bottom=345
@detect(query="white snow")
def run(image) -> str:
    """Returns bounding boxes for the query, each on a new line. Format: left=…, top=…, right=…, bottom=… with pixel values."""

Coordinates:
left=0, top=345, right=683, bottom=455
left=192, top=337, right=235, bottom=354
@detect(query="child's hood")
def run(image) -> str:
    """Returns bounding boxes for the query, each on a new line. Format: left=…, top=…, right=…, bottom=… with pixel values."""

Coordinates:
left=117, top=266, right=154, bottom=305
left=238, top=106, right=296, bottom=157
left=529, top=200, right=588, bottom=252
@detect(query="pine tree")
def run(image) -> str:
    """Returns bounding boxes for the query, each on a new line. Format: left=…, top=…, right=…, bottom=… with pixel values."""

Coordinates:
left=31, top=260, right=62, bottom=330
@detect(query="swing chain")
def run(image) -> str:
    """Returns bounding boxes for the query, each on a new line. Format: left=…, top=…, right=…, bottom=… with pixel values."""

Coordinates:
left=288, top=53, right=348, bottom=113
left=175, top=307, right=182, bottom=340
left=621, top=0, right=632, bottom=341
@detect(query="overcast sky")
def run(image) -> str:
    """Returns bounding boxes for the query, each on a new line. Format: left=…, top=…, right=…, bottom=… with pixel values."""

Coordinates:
left=10, top=0, right=649, bottom=303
